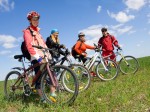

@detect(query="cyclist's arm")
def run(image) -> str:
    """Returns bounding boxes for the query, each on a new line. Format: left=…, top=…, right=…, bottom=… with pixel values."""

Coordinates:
left=85, top=44, right=95, bottom=49
left=111, top=35, right=120, bottom=47
left=98, top=38, right=102, bottom=48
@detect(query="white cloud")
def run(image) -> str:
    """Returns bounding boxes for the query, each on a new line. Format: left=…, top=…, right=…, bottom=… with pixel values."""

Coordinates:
left=0, top=34, right=18, bottom=48
left=78, top=24, right=135, bottom=49
left=0, top=50, right=11, bottom=55
left=79, top=24, right=102, bottom=38
left=124, top=0, right=146, bottom=10
left=117, top=26, right=133, bottom=34
left=0, top=0, right=14, bottom=11
left=107, top=10, right=135, bottom=23
left=97, top=5, right=101, bottom=13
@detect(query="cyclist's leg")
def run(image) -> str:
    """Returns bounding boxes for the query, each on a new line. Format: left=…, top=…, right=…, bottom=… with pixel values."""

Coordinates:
left=31, top=60, right=43, bottom=99
left=79, top=55, right=87, bottom=63
left=109, top=51, right=116, bottom=62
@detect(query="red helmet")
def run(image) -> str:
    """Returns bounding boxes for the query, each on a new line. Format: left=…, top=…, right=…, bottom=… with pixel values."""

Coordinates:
left=27, top=11, right=40, bottom=20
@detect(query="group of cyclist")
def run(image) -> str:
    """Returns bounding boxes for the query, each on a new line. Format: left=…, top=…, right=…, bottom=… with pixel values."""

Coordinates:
left=23, top=11, right=121, bottom=102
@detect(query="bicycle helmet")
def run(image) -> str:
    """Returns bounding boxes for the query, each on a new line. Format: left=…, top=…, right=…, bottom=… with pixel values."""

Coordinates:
left=101, top=27, right=107, bottom=32
left=51, top=29, right=59, bottom=34
left=78, top=32, right=85, bottom=37
left=27, top=11, right=40, bottom=20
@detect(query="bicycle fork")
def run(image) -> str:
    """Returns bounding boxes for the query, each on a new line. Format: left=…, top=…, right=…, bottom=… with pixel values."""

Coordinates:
left=46, top=64, right=58, bottom=87
left=100, top=57, right=108, bottom=71
left=120, top=53, right=129, bottom=66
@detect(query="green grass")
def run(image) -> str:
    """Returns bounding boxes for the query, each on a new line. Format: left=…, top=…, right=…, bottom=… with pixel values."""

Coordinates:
left=1, top=56, right=150, bottom=112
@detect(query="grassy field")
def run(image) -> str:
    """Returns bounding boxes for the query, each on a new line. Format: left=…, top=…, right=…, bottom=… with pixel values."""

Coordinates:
left=1, top=56, right=150, bottom=112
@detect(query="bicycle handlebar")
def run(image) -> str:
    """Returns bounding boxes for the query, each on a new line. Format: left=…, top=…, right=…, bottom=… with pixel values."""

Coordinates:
left=32, top=45, right=53, bottom=52
left=116, top=48, right=122, bottom=51
left=32, top=45, right=43, bottom=49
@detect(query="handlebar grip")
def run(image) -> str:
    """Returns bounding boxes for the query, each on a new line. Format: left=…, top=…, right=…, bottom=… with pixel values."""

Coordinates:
left=32, top=45, right=43, bottom=49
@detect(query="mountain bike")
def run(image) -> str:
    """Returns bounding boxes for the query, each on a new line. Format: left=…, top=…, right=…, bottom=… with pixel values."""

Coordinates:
left=109, top=48, right=139, bottom=74
left=4, top=45, right=79, bottom=105
left=75, top=44, right=119, bottom=81
left=51, top=48, right=91, bottom=93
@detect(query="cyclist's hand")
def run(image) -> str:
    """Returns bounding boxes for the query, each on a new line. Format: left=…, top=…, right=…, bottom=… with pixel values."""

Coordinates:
left=60, top=44, right=66, bottom=49
left=81, top=53, right=87, bottom=57
left=118, top=46, right=122, bottom=50
left=95, top=47, right=100, bottom=52
left=37, top=57, right=42, bottom=63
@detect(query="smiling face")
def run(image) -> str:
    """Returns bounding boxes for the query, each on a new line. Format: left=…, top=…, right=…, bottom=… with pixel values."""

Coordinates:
left=79, top=35, right=86, bottom=42
left=52, top=32, right=59, bottom=38
left=102, top=30, right=108, bottom=37
left=29, top=17, right=39, bottom=27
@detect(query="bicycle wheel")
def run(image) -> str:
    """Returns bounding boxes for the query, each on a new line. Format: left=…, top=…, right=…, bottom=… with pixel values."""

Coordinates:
left=118, top=55, right=139, bottom=74
left=96, top=59, right=119, bottom=81
left=67, top=64, right=91, bottom=93
left=41, top=65, right=79, bottom=105
left=4, top=71, right=24, bottom=100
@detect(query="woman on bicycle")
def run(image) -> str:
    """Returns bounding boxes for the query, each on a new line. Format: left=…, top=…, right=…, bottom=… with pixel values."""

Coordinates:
left=46, top=29, right=65, bottom=61
left=98, top=27, right=121, bottom=61
left=74, top=32, right=95, bottom=63
left=23, top=11, right=56, bottom=102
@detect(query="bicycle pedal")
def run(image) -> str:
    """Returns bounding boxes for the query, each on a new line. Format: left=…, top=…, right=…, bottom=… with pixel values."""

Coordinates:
left=50, top=96, right=57, bottom=103
left=79, top=86, right=84, bottom=90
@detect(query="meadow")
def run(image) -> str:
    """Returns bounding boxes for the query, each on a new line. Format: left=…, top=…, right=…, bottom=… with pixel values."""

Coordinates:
left=0, top=56, right=150, bottom=112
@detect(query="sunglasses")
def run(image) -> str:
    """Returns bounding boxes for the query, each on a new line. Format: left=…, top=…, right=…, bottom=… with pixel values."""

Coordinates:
left=31, top=17, right=39, bottom=21
left=102, top=30, right=107, bottom=32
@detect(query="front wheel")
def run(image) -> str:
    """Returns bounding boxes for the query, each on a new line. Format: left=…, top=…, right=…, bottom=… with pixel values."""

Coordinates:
left=4, top=71, right=24, bottom=100
left=96, top=59, right=119, bottom=81
left=41, top=65, right=79, bottom=105
left=118, top=55, right=139, bottom=74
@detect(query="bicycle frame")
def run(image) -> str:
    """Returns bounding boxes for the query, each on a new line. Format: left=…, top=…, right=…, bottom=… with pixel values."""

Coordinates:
left=76, top=49, right=108, bottom=71
left=13, top=50, right=58, bottom=91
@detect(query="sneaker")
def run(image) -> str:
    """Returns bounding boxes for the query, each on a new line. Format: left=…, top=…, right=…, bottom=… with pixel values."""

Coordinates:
left=50, top=92, right=57, bottom=102
left=50, top=92, right=57, bottom=97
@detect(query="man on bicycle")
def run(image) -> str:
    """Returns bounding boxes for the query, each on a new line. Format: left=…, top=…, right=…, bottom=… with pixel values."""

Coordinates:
left=98, top=27, right=121, bottom=61
left=46, top=29, right=65, bottom=61
left=23, top=11, right=56, bottom=102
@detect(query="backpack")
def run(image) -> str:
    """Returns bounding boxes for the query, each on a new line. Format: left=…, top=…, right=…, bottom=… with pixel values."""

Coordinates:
left=21, top=28, right=34, bottom=60
left=71, top=41, right=82, bottom=58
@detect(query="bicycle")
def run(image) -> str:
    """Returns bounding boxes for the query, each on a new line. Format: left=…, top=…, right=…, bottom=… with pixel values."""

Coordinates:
left=50, top=48, right=91, bottom=93
left=75, top=44, right=119, bottom=81
left=107, top=48, right=139, bottom=75
left=4, top=45, right=79, bottom=105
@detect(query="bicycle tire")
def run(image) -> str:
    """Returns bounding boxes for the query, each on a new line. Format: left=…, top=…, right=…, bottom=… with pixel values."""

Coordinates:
left=66, top=64, right=91, bottom=93
left=118, top=55, right=139, bottom=74
left=96, top=59, right=119, bottom=81
left=4, top=71, right=24, bottom=100
left=41, top=65, right=79, bottom=105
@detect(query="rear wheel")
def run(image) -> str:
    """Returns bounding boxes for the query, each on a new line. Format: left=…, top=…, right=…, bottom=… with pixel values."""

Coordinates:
left=41, top=65, right=79, bottom=105
left=119, top=55, right=139, bottom=74
left=4, top=71, right=24, bottom=100
left=67, top=64, right=91, bottom=93
left=96, top=59, right=119, bottom=81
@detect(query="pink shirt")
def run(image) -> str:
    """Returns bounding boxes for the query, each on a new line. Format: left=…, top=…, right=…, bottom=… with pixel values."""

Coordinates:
left=23, top=26, right=51, bottom=61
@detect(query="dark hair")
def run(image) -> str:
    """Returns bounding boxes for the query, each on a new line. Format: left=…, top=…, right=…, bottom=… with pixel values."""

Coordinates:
left=101, top=27, right=107, bottom=32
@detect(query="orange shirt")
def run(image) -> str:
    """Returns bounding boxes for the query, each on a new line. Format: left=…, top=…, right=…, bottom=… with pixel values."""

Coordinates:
left=74, top=41, right=95, bottom=55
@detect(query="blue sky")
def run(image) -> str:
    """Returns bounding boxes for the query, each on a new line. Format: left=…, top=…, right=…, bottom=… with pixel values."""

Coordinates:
left=0, top=0, right=150, bottom=81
